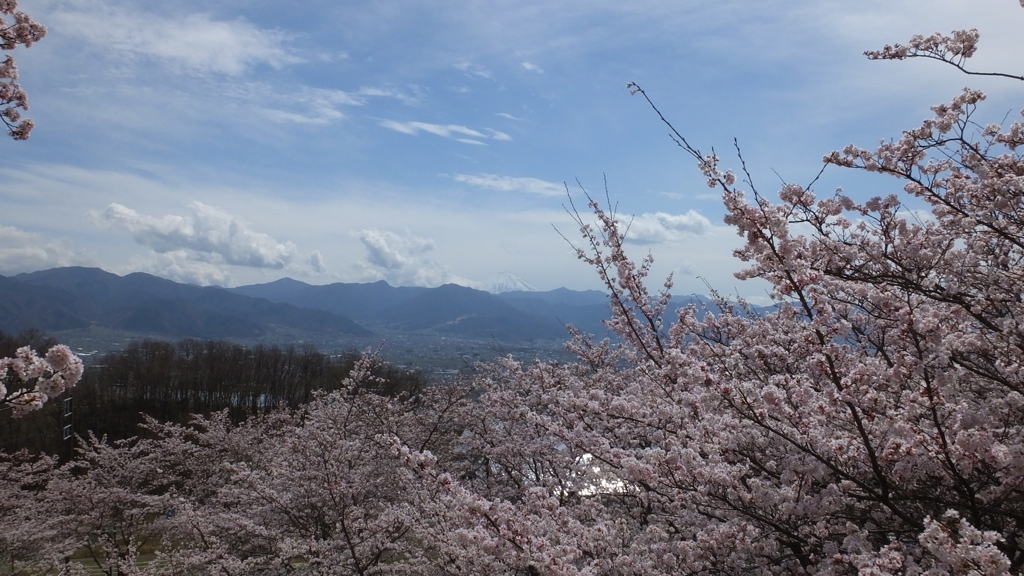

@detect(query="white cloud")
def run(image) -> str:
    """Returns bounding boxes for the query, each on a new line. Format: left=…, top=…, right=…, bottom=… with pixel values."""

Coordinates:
left=260, top=108, right=345, bottom=125
left=379, top=120, right=481, bottom=138
left=309, top=251, right=328, bottom=274
left=356, top=229, right=433, bottom=271
left=123, top=251, right=234, bottom=287
left=380, top=120, right=511, bottom=144
left=102, top=202, right=297, bottom=269
left=354, top=229, right=468, bottom=287
left=455, top=61, right=492, bottom=78
left=520, top=61, right=543, bottom=73
left=0, top=225, right=93, bottom=274
left=354, top=86, right=421, bottom=105
left=452, top=173, right=565, bottom=197
left=653, top=211, right=713, bottom=234
left=622, top=210, right=714, bottom=245
left=51, top=1, right=302, bottom=76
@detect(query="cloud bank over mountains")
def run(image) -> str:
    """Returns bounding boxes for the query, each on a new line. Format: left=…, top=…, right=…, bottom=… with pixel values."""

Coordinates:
left=354, top=229, right=472, bottom=288
left=0, top=225, right=90, bottom=274
left=103, top=202, right=298, bottom=269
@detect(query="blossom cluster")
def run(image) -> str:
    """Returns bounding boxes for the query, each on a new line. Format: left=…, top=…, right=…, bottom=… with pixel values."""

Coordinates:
left=0, top=0, right=44, bottom=139
left=1, top=345, right=84, bottom=416
left=865, top=28, right=980, bottom=62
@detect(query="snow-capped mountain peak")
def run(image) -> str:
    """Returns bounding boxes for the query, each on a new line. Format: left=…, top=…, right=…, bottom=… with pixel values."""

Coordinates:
left=489, top=272, right=537, bottom=294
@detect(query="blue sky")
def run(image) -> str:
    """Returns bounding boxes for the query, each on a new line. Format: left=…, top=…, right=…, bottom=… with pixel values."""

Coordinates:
left=2, top=0, right=1021, bottom=300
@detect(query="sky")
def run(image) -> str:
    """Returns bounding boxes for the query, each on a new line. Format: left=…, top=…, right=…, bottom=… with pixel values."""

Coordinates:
left=2, top=0, right=1022, bottom=301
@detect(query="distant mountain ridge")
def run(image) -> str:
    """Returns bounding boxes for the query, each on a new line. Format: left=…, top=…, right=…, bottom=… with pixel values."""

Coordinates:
left=0, top=268, right=620, bottom=345
left=1, top=268, right=767, bottom=349
left=0, top=267, right=370, bottom=340
left=230, top=277, right=615, bottom=340
left=229, top=277, right=428, bottom=321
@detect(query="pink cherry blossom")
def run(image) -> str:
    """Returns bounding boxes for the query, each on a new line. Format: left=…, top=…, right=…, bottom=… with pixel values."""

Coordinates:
left=1, top=344, right=84, bottom=416
left=0, top=0, right=44, bottom=139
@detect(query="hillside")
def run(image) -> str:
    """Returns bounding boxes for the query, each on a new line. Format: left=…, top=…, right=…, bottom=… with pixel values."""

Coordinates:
left=1, top=267, right=371, bottom=340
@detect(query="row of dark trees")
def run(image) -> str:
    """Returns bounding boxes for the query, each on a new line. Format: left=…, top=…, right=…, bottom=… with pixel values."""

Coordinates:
left=0, top=330, right=427, bottom=456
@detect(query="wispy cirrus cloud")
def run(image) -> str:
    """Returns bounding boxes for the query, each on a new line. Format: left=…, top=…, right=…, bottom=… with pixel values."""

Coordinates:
left=451, top=173, right=564, bottom=197
left=102, top=202, right=297, bottom=269
left=354, top=86, right=422, bottom=105
left=380, top=120, right=511, bottom=144
left=51, top=1, right=301, bottom=76
left=257, top=85, right=419, bottom=125
left=454, top=61, right=492, bottom=78
left=257, top=88, right=353, bottom=124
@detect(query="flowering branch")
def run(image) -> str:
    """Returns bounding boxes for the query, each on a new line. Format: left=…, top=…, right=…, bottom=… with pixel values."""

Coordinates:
left=1, top=345, right=83, bottom=417
left=0, top=0, right=45, bottom=140
left=865, top=27, right=1024, bottom=82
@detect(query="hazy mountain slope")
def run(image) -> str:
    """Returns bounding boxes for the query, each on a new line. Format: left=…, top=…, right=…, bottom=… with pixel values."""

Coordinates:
left=7, top=268, right=371, bottom=339
left=234, top=279, right=615, bottom=334
left=373, top=283, right=570, bottom=341
left=230, top=278, right=426, bottom=321
left=2, top=268, right=770, bottom=347
left=497, top=287, right=609, bottom=307
left=496, top=288, right=611, bottom=335
left=0, top=275, right=90, bottom=333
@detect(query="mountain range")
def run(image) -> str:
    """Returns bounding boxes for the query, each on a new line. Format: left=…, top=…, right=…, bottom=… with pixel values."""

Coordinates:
left=1, top=268, right=766, bottom=361
left=0, top=267, right=616, bottom=346
left=0, top=268, right=370, bottom=340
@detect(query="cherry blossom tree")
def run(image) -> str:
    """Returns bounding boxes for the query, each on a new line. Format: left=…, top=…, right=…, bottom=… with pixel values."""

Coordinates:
left=0, top=0, right=44, bottom=140
left=0, top=355, right=463, bottom=576
left=112, top=356, right=474, bottom=576
left=36, top=433, right=179, bottom=576
left=1, top=345, right=83, bottom=417
left=396, top=354, right=667, bottom=575
left=0, top=451, right=79, bottom=576
left=391, top=4, right=1024, bottom=575
left=151, top=401, right=421, bottom=575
